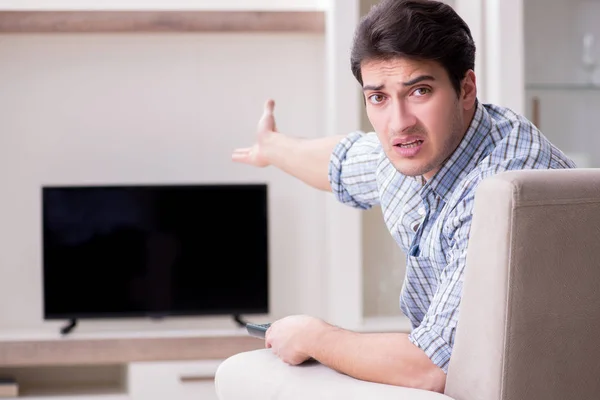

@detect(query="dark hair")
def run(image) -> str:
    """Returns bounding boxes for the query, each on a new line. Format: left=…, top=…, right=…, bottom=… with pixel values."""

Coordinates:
left=351, top=0, right=476, bottom=95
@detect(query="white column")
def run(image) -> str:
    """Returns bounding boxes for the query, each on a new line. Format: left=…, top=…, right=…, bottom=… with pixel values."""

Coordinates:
left=455, top=0, right=524, bottom=112
left=484, top=0, right=525, bottom=113
left=323, top=0, right=363, bottom=329
left=454, top=0, right=487, bottom=102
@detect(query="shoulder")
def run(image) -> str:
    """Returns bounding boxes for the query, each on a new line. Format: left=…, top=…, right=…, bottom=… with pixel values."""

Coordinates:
left=480, top=102, right=575, bottom=172
left=329, top=131, right=384, bottom=176
left=442, top=103, right=575, bottom=236
left=334, top=131, right=381, bottom=155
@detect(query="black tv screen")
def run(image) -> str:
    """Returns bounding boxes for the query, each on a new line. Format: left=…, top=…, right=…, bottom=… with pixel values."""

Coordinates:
left=42, top=184, right=269, bottom=320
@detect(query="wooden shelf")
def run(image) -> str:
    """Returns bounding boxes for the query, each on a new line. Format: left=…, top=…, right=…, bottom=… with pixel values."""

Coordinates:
left=526, top=83, right=600, bottom=92
left=0, top=10, right=325, bottom=33
left=12, top=384, right=128, bottom=400
left=0, top=334, right=264, bottom=367
left=0, top=0, right=326, bottom=11
left=0, top=364, right=128, bottom=399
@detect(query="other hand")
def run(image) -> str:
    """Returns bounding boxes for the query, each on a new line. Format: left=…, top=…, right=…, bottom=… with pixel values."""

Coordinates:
left=231, top=99, right=278, bottom=167
left=265, top=315, right=327, bottom=365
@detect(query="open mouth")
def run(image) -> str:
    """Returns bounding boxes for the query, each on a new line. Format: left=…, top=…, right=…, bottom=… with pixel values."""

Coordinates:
left=395, top=140, right=424, bottom=148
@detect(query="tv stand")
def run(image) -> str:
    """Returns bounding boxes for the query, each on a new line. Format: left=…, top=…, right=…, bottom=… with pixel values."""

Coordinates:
left=0, top=328, right=264, bottom=400
left=60, top=319, right=78, bottom=335
left=232, top=315, right=248, bottom=328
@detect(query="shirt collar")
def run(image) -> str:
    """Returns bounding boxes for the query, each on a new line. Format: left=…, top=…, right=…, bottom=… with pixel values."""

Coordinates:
left=421, top=100, right=493, bottom=202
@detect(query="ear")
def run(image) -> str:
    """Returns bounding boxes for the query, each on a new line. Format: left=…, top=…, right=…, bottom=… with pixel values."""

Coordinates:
left=461, top=70, right=477, bottom=110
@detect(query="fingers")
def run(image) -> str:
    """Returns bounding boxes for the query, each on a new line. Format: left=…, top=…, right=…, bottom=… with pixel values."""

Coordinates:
left=258, top=99, right=277, bottom=132
left=265, top=323, right=274, bottom=348
left=264, top=99, right=275, bottom=116
left=265, top=328, right=272, bottom=349
left=231, top=148, right=252, bottom=162
left=232, top=147, right=251, bottom=156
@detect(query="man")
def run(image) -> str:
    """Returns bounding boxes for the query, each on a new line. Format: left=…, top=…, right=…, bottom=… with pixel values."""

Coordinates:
left=232, top=0, right=575, bottom=393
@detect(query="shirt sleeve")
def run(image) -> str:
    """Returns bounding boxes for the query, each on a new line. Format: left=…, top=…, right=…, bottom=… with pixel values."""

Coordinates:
left=407, top=194, right=474, bottom=373
left=328, top=131, right=381, bottom=210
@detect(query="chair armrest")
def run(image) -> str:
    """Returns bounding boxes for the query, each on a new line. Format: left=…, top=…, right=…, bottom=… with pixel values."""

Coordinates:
left=215, top=349, right=454, bottom=400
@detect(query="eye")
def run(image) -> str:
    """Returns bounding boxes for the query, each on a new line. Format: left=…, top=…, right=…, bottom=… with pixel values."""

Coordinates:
left=412, top=87, right=432, bottom=97
left=368, top=94, right=386, bottom=105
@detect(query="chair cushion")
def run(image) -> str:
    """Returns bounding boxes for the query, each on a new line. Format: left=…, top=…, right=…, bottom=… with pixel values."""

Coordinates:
left=215, top=349, right=454, bottom=400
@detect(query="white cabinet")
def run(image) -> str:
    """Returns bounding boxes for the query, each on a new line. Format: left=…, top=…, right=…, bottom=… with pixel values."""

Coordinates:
left=0, top=359, right=223, bottom=400
left=455, top=0, right=600, bottom=168
left=522, top=0, right=600, bottom=167
left=128, top=360, right=222, bottom=400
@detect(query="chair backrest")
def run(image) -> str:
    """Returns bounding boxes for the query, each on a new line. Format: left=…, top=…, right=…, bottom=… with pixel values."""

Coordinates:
left=444, top=169, right=600, bottom=400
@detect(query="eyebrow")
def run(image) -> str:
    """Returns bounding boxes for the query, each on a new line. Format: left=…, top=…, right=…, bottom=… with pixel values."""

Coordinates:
left=362, top=75, right=436, bottom=91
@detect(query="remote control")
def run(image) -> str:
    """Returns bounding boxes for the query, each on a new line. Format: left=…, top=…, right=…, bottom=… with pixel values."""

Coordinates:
left=246, top=322, right=271, bottom=339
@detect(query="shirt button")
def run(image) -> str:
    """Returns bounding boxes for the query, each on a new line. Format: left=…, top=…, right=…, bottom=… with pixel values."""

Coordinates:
left=418, top=207, right=426, bottom=216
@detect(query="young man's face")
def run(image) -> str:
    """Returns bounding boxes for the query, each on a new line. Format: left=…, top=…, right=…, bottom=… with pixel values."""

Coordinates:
left=361, top=57, right=477, bottom=180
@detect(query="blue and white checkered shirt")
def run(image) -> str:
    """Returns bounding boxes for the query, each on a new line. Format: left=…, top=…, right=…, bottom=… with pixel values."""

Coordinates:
left=328, top=100, right=576, bottom=373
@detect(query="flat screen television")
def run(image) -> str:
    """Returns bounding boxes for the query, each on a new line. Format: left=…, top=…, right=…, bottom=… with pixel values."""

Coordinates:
left=41, top=183, right=269, bottom=323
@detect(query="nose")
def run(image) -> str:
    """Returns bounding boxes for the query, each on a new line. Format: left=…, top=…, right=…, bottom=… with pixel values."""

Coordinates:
left=390, top=102, right=417, bottom=134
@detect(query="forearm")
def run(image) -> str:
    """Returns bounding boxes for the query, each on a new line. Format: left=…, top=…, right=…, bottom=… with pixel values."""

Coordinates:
left=307, top=325, right=446, bottom=392
left=263, top=134, right=346, bottom=192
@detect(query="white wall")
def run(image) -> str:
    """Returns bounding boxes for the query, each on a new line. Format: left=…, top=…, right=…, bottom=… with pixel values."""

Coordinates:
left=0, top=32, right=328, bottom=333
left=0, top=0, right=465, bottom=333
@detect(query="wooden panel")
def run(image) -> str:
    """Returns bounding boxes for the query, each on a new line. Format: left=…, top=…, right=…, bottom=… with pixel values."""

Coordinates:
left=0, top=335, right=264, bottom=367
left=0, top=11, right=325, bottom=33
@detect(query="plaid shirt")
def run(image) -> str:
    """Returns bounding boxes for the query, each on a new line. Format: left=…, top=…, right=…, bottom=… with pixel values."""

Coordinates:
left=328, top=100, right=576, bottom=372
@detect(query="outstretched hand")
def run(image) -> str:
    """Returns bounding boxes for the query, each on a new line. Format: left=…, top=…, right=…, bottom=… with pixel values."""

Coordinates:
left=231, top=99, right=278, bottom=167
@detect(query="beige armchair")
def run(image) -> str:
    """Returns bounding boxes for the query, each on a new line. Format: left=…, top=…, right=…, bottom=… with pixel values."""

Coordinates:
left=214, top=169, right=600, bottom=400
